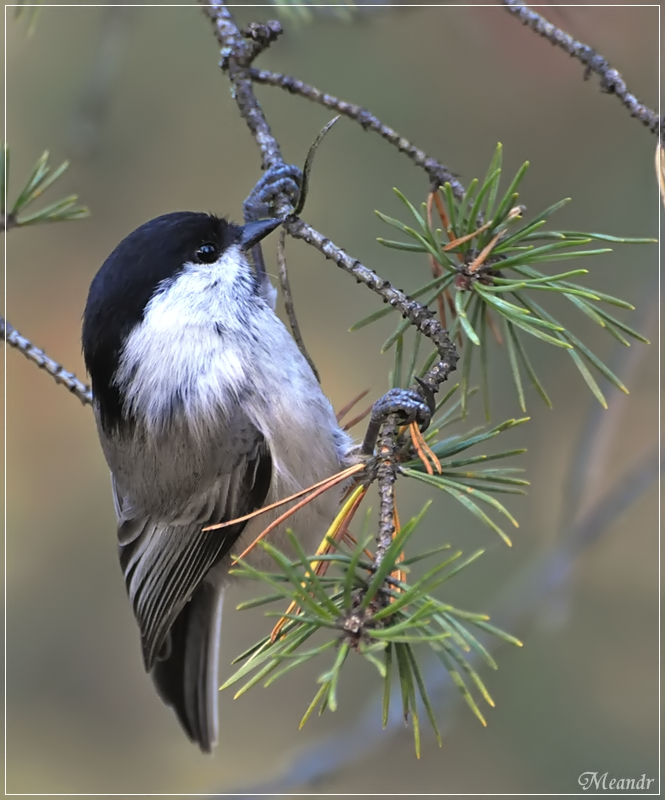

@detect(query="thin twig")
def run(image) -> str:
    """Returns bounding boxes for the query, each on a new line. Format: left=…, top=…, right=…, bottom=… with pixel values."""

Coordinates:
left=248, top=67, right=465, bottom=194
left=2, top=315, right=92, bottom=406
left=276, top=228, right=319, bottom=381
left=502, top=0, right=663, bottom=142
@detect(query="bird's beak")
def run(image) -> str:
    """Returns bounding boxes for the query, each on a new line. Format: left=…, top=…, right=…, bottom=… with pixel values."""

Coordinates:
left=238, top=218, right=282, bottom=251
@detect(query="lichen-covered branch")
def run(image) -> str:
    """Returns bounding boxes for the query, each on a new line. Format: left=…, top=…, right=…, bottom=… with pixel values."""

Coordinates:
left=502, top=0, right=662, bottom=141
left=200, top=0, right=289, bottom=212
left=2, top=315, right=92, bottom=406
left=373, top=414, right=399, bottom=570
left=248, top=66, right=464, bottom=194
left=285, top=216, right=459, bottom=397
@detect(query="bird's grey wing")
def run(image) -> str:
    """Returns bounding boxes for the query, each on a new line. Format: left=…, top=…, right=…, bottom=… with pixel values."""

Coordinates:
left=112, top=441, right=272, bottom=671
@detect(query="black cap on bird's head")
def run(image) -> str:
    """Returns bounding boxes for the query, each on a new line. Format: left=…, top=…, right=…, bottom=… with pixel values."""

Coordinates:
left=82, top=211, right=281, bottom=430
left=84, top=213, right=280, bottom=328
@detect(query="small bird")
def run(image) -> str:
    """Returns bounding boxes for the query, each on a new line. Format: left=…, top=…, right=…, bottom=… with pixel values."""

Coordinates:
left=82, top=210, right=354, bottom=752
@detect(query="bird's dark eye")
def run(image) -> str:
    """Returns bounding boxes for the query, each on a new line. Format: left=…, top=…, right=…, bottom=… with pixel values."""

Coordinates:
left=195, top=243, right=219, bottom=263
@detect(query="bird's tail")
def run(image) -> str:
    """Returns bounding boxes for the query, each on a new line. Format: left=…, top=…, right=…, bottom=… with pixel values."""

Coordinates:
left=151, top=582, right=224, bottom=753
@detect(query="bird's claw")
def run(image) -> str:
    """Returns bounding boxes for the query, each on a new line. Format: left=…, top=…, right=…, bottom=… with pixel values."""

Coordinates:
left=361, top=386, right=435, bottom=456
left=371, top=387, right=433, bottom=430
left=243, top=163, right=303, bottom=222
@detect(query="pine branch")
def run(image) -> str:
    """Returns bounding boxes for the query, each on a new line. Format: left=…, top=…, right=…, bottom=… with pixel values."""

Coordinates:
left=501, top=0, right=662, bottom=142
left=247, top=66, right=464, bottom=193
left=285, top=216, right=459, bottom=395
left=2, top=315, right=92, bottom=406
left=222, top=441, right=658, bottom=794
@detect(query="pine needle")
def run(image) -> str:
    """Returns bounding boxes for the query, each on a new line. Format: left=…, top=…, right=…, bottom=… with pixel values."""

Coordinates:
left=336, top=388, right=370, bottom=423
left=203, top=463, right=364, bottom=533
left=409, top=421, right=443, bottom=476
left=269, top=484, right=368, bottom=642
left=443, top=220, right=493, bottom=251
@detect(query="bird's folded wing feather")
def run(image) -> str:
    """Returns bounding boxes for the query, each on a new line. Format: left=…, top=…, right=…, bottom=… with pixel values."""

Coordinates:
left=112, top=442, right=272, bottom=669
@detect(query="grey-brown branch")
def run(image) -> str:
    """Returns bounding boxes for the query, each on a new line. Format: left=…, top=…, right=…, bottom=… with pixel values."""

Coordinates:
left=373, top=414, right=399, bottom=571
left=247, top=67, right=465, bottom=194
left=285, top=216, right=459, bottom=397
left=502, top=0, right=662, bottom=141
left=2, top=315, right=92, bottom=406
left=200, top=0, right=291, bottom=215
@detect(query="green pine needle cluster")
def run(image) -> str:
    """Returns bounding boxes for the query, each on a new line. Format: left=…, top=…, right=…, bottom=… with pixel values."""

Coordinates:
left=225, top=518, right=522, bottom=757
left=2, top=148, right=89, bottom=228
left=223, top=400, right=527, bottom=754
left=402, top=410, right=529, bottom=547
left=359, top=143, right=653, bottom=416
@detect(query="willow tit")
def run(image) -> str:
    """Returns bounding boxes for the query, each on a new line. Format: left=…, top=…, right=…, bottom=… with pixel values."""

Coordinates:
left=82, top=210, right=354, bottom=752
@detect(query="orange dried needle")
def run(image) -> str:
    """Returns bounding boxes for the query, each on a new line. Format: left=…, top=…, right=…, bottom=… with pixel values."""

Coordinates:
left=342, top=530, right=375, bottom=565
left=430, top=265, right=448, bottom=327
left=468, top=206, right=523, bottom=273
left=486, top=309, right=504, bottom=345
left=342, top=403, right=373, bottom=432
left=336, top=388, right=370, bottom=424
left=231, top=468, right=361, bottom=565
left=311, top=485, right=368, bottom=574
left=269, top=598, right=300, bottom=643
left=409, top=421, right=442, bottom=476
left=203, top=463, right=363, bottom=533
left=467, top=230, right=504, bottom=274
left=269, top=484, right=367, bottom=642
left=443, top=220, right=492, bottom=251
left=390, top=504, right=407, bottom=599
left=431, top=190, right=455, bottom=240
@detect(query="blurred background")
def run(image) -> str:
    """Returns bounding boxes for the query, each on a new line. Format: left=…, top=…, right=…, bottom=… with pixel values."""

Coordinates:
left=4, top=1, right=659, bottom=794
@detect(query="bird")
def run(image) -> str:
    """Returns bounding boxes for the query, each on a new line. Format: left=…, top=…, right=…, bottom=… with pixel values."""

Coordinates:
left=82, top=210, right=354, bottom=752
